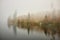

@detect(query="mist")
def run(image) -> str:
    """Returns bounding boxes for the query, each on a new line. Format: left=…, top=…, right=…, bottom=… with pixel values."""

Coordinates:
left=0, top=0, right=60, bottom=40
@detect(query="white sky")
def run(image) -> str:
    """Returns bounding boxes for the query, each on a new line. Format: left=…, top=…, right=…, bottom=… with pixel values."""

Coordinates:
left=0, top=0, right=60, bottom=22
left=0, top=0, right=60, bottom=38
left=0, top=0, right=60, bottom=16
left=0, top=0, right=60, bottom=24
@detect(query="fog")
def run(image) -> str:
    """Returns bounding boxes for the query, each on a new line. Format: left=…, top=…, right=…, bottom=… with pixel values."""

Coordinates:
left=0, top=0, right=60, bottom=40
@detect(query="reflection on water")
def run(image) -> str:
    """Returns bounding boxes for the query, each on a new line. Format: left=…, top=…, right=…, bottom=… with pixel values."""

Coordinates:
left=0, top=19, right=47, bottom=40
left=7, top=11, right=60, bottom=40
left=6, top=26, right=59, bottom=40
left=1, top=25, right=59, bottom=40
left=0, top=19, right=60, bottom=40
left=0, top=19, right=51, bottom=40
left=1, top=26, right=47, bottom=40
left=4, top=26, right=50, bottom=40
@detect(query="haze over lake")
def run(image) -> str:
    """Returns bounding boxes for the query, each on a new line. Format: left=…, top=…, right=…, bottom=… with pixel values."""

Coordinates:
left=0, top=0, right=60, bottom=40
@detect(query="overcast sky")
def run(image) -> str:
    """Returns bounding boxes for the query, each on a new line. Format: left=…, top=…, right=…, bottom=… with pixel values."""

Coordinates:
left=0, top=0, right=60, bottom=16
left=0, top=0, right=60, bottom=39
left=0, top=0, right=60, bottom=23
left=0, top=0, right=60, bottom=25
left=0, top=0, right=60, bottom=26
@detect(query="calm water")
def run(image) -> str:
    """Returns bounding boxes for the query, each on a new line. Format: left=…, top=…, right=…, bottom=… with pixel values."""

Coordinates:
left=0, top=18, right=49, bottom=40
left=0, top=11, right=50, bottom=40
left=0, top=10, right=59, bottom=40
left=0, top=18, right=60, bottom=40
left=0, top=15, right=60, bottom=40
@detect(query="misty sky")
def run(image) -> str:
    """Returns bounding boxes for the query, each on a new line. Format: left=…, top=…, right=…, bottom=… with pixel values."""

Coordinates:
left=0, top=0, right=60, bottom=29
left=0, top=0, right=60, bottom=24
left=0, top=0, right=60, bottom=16
left=0, top=0, right=60, bottom=39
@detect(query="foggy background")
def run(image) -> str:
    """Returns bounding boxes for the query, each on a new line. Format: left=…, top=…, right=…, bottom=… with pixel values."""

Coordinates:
left=0, top=0, right=60, bottom=40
